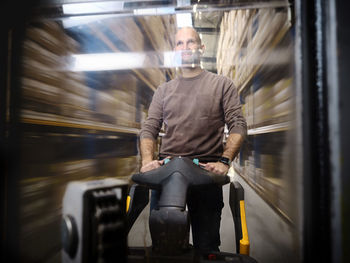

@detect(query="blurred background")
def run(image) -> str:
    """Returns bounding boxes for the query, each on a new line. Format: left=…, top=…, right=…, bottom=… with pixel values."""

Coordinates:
left=2, top=0, right=349, bottom=263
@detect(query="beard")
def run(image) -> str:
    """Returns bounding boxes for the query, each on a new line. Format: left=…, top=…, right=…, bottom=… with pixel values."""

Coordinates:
left=175, top=49, right=202, bottom=67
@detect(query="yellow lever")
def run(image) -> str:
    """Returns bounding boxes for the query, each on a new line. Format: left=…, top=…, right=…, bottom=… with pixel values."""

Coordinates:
left=126, top=195, right=131, bottom=212
left=239, top=200, right=250, bottom=255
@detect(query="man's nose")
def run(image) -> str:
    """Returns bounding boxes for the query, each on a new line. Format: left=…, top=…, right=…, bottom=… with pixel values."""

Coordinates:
left=183, top=42, right=192, bottom=50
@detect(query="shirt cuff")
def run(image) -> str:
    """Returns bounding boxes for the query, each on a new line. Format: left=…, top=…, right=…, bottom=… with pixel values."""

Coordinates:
left=229, top=126, right=247, bottom=138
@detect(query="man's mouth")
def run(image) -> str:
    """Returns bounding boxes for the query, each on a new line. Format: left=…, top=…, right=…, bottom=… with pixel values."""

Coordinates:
left=181, top=51, right=193, bottom=57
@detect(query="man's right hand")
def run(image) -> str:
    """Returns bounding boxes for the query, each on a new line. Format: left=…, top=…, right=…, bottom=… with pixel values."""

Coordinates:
left=140, top=159, right=164, bottom=173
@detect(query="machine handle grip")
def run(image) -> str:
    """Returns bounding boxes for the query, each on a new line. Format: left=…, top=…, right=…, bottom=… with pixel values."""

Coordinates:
left=132, top=157, right=230, bottom=188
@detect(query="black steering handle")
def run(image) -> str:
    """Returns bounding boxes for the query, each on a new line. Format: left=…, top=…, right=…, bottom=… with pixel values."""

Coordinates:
left=132, top=157, right=230, bottom=208
left=132, top=157, right=230, bottom=190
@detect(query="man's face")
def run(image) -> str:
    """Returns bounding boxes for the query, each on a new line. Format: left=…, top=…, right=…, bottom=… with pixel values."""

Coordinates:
left=174, top=28, right=203, bottom=66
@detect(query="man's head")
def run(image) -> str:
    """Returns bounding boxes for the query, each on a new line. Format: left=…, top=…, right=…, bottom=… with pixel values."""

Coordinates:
left=174, top=27, right=205, bottom=67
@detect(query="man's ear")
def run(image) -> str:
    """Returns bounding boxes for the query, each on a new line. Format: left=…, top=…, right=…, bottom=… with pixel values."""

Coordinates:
left=199, top=44, right=205, bottom=54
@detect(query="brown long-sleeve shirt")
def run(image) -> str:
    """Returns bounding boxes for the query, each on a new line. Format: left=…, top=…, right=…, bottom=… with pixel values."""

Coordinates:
left=140, top=70, right=247, bottom=160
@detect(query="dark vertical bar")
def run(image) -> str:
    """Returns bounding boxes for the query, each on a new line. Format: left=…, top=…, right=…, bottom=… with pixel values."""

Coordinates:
left=2, top=1, right=39, bottom=261
left=336, top=1, right=350, bottom=262
left=0, top=11, right=9, bottom=263
left=298, top=0, right=331, bottom=261
left=3, top=12, right=23, bottom=263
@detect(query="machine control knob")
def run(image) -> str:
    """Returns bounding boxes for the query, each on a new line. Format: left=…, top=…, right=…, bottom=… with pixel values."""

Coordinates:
left=61, top=214, right=78, bottom=258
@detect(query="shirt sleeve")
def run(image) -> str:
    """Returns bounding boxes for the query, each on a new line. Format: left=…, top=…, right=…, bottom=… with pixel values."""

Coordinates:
left=139, top=84, right=164, bottom=140
left=222, top=80, right=247, bottom=137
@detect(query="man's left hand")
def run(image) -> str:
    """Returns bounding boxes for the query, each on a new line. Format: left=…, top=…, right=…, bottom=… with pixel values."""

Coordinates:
left=200, top=161, right=229, bottom=175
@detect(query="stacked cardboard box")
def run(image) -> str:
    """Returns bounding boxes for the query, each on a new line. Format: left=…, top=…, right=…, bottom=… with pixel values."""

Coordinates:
left=220, top=7, right=293, bottom=218
left=137, top=15, right=175, bottom=87
left=22, top=21, right=95, bottom=123
left=18, top=13, right=180, bottom=263
left=217, top=8, right=290, bottom=89
left=103, top=15, right=174, bottom=90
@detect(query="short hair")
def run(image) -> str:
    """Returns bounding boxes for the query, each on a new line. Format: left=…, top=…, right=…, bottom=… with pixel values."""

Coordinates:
left=176, top=27, right=202, bottom=45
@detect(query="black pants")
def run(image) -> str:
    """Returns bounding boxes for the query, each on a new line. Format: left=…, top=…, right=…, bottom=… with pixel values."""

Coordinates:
left=150, top=185, right=224, bottom=252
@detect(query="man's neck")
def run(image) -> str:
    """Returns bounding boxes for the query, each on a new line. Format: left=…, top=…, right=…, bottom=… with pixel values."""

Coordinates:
left=180, top=67, right=204, bottom=78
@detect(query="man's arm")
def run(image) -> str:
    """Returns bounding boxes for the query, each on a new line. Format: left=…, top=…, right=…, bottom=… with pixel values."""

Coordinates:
left=139, top=85, right=165, bottom=173
left=202, top=133, right=244, bottom=175
left=140, top=138, right=164, bottom=173
left=205, top=79, right=246, bottom=175
left=222, top=133, right=244, bottom=161
left=140, top=138, right=156, bottom=166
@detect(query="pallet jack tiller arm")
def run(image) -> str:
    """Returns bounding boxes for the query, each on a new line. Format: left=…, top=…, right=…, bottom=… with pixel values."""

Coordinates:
left=126, top=157, right=252, bottom=257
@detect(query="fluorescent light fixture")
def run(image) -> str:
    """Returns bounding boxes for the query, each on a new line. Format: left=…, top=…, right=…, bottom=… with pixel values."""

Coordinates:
left=62, top=1, right=124, bottom=15
left=70, top=49, right=203, bottom=71
left=62, top=15, right=110, bottom=28
left=163, top=51, right=178, bottom=68
left=71, top=52, right=146, bottom=71
left=134, top=7, right=175, bottom=16
left=176, top=13, right=193, bottom=28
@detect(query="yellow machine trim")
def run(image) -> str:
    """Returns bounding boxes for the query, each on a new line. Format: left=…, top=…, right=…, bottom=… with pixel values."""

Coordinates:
left=126, top=196, right=131, bottom=212
left=239, top=200, right=250, bottom=255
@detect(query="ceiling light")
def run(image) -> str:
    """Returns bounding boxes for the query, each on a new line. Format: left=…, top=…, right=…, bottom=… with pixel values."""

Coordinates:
left=70, top=52, right=146, bottom=71
left=62, top=1, right=124, bottom=15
